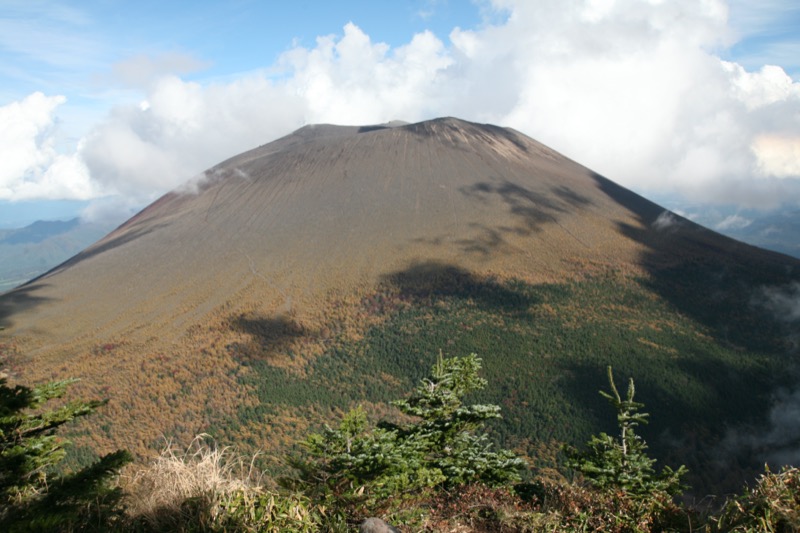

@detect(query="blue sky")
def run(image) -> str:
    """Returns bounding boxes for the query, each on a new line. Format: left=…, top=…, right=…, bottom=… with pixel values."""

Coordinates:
left=1, top=0, right=799, bottom=228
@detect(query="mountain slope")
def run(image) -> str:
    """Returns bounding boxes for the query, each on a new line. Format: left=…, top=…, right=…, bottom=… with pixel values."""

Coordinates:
left=0, top=118, right=797, bottom=493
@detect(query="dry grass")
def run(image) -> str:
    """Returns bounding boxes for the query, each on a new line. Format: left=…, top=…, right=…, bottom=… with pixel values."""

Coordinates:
left=122, top=434, right=264, bottom=529
left=716, top=466, right=800, bottom=532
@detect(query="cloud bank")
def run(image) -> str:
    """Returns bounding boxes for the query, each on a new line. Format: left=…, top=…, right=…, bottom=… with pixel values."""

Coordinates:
left=3, top=0, right=800, bottom=211
left=0, top=92, right=97, bottom=201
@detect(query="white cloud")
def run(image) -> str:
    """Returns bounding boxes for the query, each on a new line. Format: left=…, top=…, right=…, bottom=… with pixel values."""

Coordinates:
left=715, top=213, right=752, bottom=230
left=0, top=92, right=97, bottom=200
left=80, top=75, right=307, bottom=202
left=727, top=63, right=800, bottom=110
left=79, top=24, right=453, bottom=203
left=652, top=211, right=681, bottom=231
left=6, top=1, right=800, bottom=210
left=79, top=195, right=140, bottom=226
left=279, top=23, right=453, bottom=124
left=753, top=135, right=800, bottom=178
left=470, top=0, right=800, bottom=207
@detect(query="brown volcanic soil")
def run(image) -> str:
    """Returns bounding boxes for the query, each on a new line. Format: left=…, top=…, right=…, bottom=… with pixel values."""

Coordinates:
left=0, top=117, right=797, bottom=459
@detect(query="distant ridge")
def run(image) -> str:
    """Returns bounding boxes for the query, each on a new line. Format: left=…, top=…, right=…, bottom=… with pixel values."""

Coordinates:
left=0, top=218, right=115, bottom=293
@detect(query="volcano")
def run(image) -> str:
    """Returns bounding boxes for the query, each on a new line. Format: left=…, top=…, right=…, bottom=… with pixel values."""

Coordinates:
left=1, top=118, right=797, bottom=491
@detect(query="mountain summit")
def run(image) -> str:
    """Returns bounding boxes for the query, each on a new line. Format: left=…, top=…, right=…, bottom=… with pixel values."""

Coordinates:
left=1, top=118, right=797, bottom=491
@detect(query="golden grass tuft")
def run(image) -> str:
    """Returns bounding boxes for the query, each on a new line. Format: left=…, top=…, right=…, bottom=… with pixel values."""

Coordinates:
left=123, top=434, right=263, bottom=529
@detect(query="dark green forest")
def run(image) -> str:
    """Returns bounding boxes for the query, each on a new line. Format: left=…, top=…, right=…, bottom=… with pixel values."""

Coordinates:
left=218, top=263, right=797, bottom=496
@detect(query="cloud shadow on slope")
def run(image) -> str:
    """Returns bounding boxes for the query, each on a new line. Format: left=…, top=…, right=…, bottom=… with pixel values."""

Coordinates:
left=454, top=223, right=511, bottom=257
left=0, top=283, right=53, bottom=330
left=227, top=313, right=308, bottom=363
left=425, top=180, right=595, bottom=256
left=370, top=254, right=782, bottom=494
left=462, top=181, right=564, bottom=232
left=380, top=260, right=536, bottom=317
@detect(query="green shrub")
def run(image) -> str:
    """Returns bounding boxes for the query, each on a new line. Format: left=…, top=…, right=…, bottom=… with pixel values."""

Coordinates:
left=284, top=353, right=525, bottom=513
left=201, top=488, right=324, bottom=532
left=390, top=353, right=526, bottom=487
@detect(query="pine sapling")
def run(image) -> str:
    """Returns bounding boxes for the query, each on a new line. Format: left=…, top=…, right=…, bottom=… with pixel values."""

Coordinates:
left=566, top=366, right=686, bottom=497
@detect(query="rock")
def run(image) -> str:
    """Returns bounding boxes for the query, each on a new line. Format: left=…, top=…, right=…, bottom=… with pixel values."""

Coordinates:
left=359, top=517, right=401, bottom=533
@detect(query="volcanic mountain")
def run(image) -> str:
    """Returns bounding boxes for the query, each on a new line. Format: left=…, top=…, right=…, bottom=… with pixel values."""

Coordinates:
left=1, top=118, right=798, bottom=492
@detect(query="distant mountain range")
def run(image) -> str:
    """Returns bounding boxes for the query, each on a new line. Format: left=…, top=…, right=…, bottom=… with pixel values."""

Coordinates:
left=681, top=206, right=800, bottom=260
left=1, top=118, right=798, bottom=496
left=0, top=218, right=118, bottom=293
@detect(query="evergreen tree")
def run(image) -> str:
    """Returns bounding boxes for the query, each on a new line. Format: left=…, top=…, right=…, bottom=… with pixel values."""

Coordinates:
left=566, top=366, right=686, bottom=497
left=285, top=405, right=437, bottom=504
left=0, top=374, right=132, bottom=530
left=390, top=353, right=525, bottom=487
left=285, top=353, right=524, bottom=507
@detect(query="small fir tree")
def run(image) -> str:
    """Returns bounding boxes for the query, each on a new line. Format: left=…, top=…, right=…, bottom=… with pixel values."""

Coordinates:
left=0, top=374, right=131, bottom=530
left=285, top=405, right=439, bottom=505
left=285, top=353, right=525, bottom=508
left=390, top=353, right=525, bottom=487
left=566, top=366, right=686, bottom=497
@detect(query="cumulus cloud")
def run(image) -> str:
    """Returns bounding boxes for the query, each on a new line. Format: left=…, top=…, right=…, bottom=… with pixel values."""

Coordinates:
left=0, top=92, right=97, bottom=200
left=279, top=23, right=453, bottom=124
left=78, top=24, right=453, bottom=203
left=79, top=195, right=140, bottom=226
left=474, top=0, right=800, bottom=208
left=753, top=134, right=800, bottom=177
left=80, top=75, right=306, bottom=202
left=4, top=0, right=800, bottom=210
